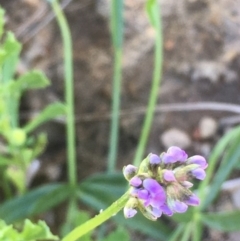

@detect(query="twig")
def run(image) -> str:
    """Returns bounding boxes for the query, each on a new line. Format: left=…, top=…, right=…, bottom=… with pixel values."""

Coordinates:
left=20, top=102, right=240, bottom=123
left=75, top=102, right=240, bottom=122
left=16, top=0, right=90, bottom=44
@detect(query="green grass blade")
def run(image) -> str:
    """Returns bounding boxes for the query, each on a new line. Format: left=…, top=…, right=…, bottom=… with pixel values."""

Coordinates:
left=201, top=127, right=240, bottom=210
left=133, top=0, right=163, bottom=166
left=108, top=0, right=124, bottom=172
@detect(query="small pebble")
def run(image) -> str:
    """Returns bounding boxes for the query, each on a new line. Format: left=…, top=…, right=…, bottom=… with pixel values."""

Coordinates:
left=160, top=128, right=191, bottom=149
left=199, top=117, right=218, bottom=139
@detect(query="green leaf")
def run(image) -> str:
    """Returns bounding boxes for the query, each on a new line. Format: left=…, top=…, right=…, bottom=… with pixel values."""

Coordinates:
left=21, top=219, right=58, bottom=241
left=0, top=184, right=71, bottom=223
left=24, top=102, right=66, bottom=133
left=116, top=213, right=170, bottom=240
left=6, top=165, right=26, bottom=194
left=1, top=32, right=21, bottom=82
left=201, top=211, right=240, bottom=231
left=78, top=172, right=171, bottom=240
left=201, top=128, right=240, bottom=209
left=110, top=0, right=124, bottom=49
left=0, top=156, right=12, bottom=166
left=14, top=70, right=50, bottom=92
left=198, top=125, right=240, bottom=208
left=101, top=226, right=130, bottom=241
left=0, top=219, right=58, bottom=241
left=145, top=0, right=158, bottom=28
left=78, top=172, right=126, bottom=208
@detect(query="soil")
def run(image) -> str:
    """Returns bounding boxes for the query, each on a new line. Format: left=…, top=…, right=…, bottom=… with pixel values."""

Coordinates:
left=1, top=0, right=240, bottom=240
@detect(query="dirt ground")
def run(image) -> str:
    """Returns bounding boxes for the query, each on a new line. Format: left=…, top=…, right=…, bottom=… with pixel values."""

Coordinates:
left=1, top=0, right=240, bottom=240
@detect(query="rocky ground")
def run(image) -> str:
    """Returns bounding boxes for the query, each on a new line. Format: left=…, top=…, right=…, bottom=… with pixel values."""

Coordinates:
left=1, top=0, right=240, bottom=240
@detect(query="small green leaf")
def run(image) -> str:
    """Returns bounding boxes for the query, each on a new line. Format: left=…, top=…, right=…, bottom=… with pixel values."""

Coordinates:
left=21, top=219, right=59, bottom=241
left=1, top=32, right=21, bottom=82
left=145, top=0, right=158, bottom=28
left=14, top=70, right=50, bottom=91
left=6, top=165, right=26, bottom=193
left=24, top=102, right=66, bottom=133
left=101, top=227, right=130, bottom=241
left=0, top=219, right=58, bottom=241
left=0, top=184, right=71, bottom=223
left=201, top=211, right=240, bottom=231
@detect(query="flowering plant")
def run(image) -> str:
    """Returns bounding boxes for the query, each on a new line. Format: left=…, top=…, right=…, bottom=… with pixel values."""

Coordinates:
left=62, top=146, right=207, bottom=241
left=123, top=146, right=207, bottom=219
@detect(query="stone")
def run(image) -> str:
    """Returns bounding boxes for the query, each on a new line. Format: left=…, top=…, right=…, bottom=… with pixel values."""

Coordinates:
left=161, top=128, right=191, bottom=149
left=199, top=117, right=218, bottom=139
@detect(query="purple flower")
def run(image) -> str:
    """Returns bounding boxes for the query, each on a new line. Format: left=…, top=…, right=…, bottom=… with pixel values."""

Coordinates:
left=149, top=207, right=163, bottom=218
left=124, top=207, right=137, bottom=218
left=163, top=170, right=176, bottom=182
left=143, top=178, right=166, bottom=208
left=123, top=146, right=208, bottom=220
left=187, top=155, right=208, bottom=169
left=129, top=176, right=142, bottom=187
left=191, top=168, right=206, bottom=180
left=161, top=146, right=188, bottom=164
left=168, top=199, right=188, bottom=213
left=149, top=153, right=161, bottom=165
left=185, top=193, right=200, bottom=206
left=161, top=203, right=173, bottom=216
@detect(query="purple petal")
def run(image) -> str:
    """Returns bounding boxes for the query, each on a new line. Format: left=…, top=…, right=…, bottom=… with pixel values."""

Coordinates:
left=124, top=207, right=137, bottom=218
left=163, top=170, right=176, bottom=182
left=130, top=176, right=142, bottom=187
left=187, top=155, right=208, bottom=169
left=150, top=193, right=166, bottom=208
left=185, top=194, right=200, bottom=206
left=191, top=168, right=206, bottom=180
left=137, top=189, right=149, bottom=200
left=161, top=153, right=177, bottom=164
left=167, top=146, right=188, bottom=162
left=151, top=207, right=162, bottom=218
left=161, top=204, right=173, bottom=216
left=172, top=200, right=188, bottom=213
left=143, top=178, right=165, bottom=196
left=149, top=153, right=161, bottom=165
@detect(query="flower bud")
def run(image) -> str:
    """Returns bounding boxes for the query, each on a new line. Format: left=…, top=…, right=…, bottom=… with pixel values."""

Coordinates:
left=187, top=155, right=208, bottom=169
left=129, top=176, right=142, bottom=187
left=9, top=128, right=26, bottom=146
left=149, top=153, right=161, bottom=165
left=123, top=165, right=138, bottom=180
left=124, top=197, right=138, bottom=218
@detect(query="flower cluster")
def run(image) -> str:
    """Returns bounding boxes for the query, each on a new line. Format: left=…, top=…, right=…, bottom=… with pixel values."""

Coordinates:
left=123, top=146, right=208, bottom=220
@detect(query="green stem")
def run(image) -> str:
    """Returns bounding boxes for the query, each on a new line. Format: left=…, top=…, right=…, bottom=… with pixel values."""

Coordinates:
left=180, top=222, right=192, bottom=241
left=108, top=0, right=124, bottom=172
left=168, top=224, right=185, bottom=241
left=62, top=192, right=129, bottom=241
left=133, top=0, right=163, bottom=166
left=192, top=214, right=203, bottom=241
left=51, top=0, right=77, bottom=187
